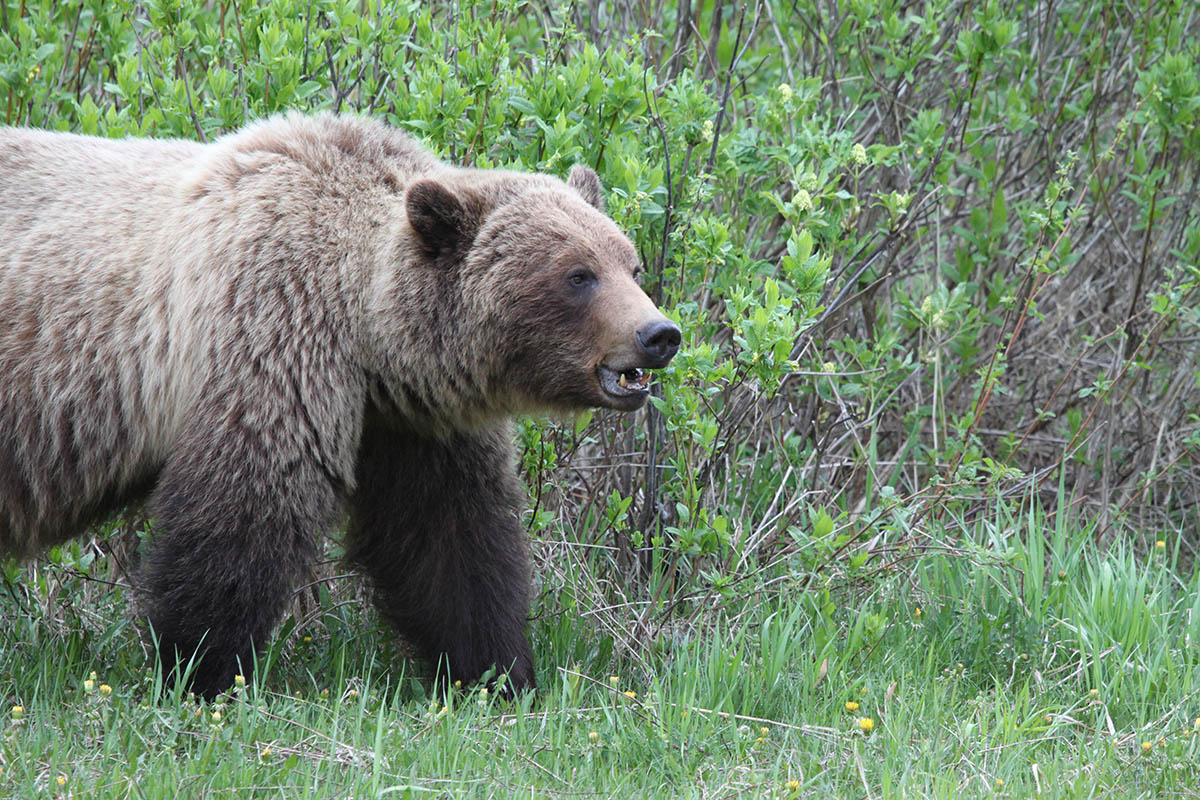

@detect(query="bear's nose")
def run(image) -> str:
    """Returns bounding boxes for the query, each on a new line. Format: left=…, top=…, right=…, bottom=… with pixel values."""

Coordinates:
left=636, top=320, right=681, bottom=366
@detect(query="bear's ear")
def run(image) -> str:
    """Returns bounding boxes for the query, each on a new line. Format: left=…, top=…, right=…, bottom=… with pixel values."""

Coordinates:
left=567, top=165, right=606, bottom=212
left=406, top=179, right=479, bottom=259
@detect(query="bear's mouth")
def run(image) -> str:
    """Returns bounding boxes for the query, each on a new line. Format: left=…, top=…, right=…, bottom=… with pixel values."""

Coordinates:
left=597, top=364, right=653, bottom=402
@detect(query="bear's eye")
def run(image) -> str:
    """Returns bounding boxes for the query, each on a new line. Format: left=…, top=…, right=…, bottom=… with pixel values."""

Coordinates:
left=567, top=269, right=597, bottom=288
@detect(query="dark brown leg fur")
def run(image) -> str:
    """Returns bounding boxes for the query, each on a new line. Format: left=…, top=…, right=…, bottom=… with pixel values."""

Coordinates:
left=143, top=418, right=339, bottom=699
left=346, top=413, right=535, bottom=695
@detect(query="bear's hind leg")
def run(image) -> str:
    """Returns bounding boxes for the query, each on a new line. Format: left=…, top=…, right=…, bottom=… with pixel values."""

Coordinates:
left=346, top=418, right=534, bottom=695
left=144, top=426, right=339, bottom=699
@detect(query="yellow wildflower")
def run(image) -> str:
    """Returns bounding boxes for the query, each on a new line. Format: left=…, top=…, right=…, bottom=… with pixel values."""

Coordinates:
left=845, top=701, right=860, bottom=712
left=99, top=684, right=112, bottom=696
left=588, top=731, right=599, bottom=743
left=859, top=717, right=874, bottom=733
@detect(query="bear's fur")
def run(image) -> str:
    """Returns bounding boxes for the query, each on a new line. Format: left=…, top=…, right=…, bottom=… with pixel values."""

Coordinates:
left=0, top=113, right=679, bottom=698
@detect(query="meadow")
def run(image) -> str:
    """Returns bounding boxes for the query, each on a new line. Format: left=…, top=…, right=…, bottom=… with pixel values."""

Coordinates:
left=2, top=0, right=1199, bottom=796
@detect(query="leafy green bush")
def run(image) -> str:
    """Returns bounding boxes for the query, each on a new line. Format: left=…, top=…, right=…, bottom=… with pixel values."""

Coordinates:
left=3, top=0, right=1199, bottom=656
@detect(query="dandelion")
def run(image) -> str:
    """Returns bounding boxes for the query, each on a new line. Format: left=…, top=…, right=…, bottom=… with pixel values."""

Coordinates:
left=845, top=701, right=860, bottom=712
left=234, top=674, right=245, bottom=688
left=588, top=731, right=599, bottom=743
left=89, top=671, right=98, bottom=680
left=755, top=736, right=766, bottom=745
left=99, top=684, right=112, bottom=696
left=303, top=636, right=312, bottom=644
left=259, top=747, right=272, bottom=759
left=623, top=690, right=637, bottom=699
left=1089, top=688, right=1099, bottom=697
left=609, top=676, right=620, bottom=686
left=786, top=779, right=800, bottom=792
left=995, top=778, right=1004, bottom=788
left=56, top=775, right=66, bottom=787
left=778, top=84, right=793, bottom=103
left=759, top=726, right=770, bottom=736
left=10, top=705, right=22, bottom=719
left=793, top=190, right=813, bottom=214
left=851, top=143, right=868, bottom=166
left=454, top=680, right=462, bottom=689
left=1142, top=740, right=1153, bottom=752
left=915, top=606, right=922, bottom=617
left=83, top=679, right=95, bottom=693
left=321, top=688, right=330, bottom=697
left=347, top=689, right=359, bottom=699
left=1155, top=540, right=1166, bottom=553
left=858, top=717, right=874, bottom=733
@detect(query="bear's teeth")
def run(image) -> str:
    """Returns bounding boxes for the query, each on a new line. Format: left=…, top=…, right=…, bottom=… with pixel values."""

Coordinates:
left=618, top=373, right=628, bottom=388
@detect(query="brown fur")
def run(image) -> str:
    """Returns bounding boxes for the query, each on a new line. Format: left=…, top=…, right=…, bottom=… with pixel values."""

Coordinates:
left=0, top=113, right=678, bottom=697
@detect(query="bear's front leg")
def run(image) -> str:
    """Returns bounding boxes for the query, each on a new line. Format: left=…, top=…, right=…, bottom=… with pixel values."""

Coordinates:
left=346, top=416, right=535, bottom=695
left=144, top=420, right=341, bottom=699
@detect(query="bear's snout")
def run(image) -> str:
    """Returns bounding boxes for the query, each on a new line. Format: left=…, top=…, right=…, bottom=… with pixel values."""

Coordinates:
left=636, top=319, right=681, bottom=367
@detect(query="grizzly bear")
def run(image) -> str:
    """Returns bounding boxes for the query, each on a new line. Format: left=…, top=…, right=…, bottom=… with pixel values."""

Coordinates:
left=0, top=113, right=679, bottom=698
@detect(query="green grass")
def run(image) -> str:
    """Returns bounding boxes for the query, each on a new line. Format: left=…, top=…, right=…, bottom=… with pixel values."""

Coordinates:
left=3, top=509, right=1199, bottom=797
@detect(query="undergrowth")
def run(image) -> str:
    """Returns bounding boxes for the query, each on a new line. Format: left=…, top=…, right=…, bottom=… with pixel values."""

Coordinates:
left=2, top=0, right=1200, bottom=796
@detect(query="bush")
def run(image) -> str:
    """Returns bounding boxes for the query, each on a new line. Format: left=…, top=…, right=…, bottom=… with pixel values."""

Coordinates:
left=3, top=0, right=1198, bottom=646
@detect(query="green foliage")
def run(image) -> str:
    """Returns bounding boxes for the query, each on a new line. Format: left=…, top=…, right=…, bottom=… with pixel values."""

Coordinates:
left=3, top=0, right=1200, bottom=793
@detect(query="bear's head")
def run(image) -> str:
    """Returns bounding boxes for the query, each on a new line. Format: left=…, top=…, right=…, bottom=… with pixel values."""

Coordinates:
left=402, top=165, right=680, bottom=417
